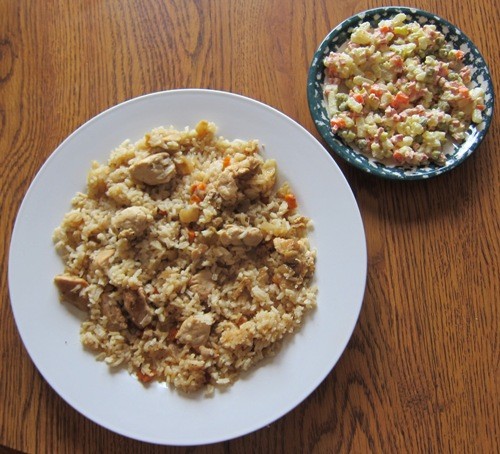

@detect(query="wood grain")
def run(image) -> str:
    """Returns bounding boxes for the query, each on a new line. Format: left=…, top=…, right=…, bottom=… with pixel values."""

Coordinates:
left=1, top=0, right=498, bottom=452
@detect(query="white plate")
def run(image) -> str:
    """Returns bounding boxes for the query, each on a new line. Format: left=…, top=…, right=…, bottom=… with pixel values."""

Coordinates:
left=8, top=89, right=366, bottom=445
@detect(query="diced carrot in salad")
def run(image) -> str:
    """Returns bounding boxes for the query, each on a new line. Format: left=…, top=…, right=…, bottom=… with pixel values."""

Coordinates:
left=392, top=151, right=405, bottom=163
left=353, top=93, right=364, bottom=104
left=458, top=86, right=469, bottom=98
left=390, top=92, right=410, bottom=108
left=330, top=117, right=347, bottom=132
left=370, top=86, right=384, bottom=97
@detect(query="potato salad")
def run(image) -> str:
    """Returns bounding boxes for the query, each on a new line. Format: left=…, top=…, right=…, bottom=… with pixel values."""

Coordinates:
left=323, top=13, right=485, bottom=166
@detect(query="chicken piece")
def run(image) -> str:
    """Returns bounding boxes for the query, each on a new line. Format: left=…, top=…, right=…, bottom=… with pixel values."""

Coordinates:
left=218, top=225, right=263, bottom=247
left=93, top=248, right=115, bottom=267
left=244, top=159, right=277, bottom=199
left=199, top=227, right=218, bottom=245
left=273, top=238, right=305, bottom=262
left=191, top=244, right=209, bottom=262
left=123, top=288, right=152, bottom=329
left=213, top=156, right=261, bottom=206
left=176, top=313, right=214, bottom=347
left=101, top=294, right=127, bottom=331
left=274, top=238, right=315, bottom=280
left=198, top=345, right=215, bottom=358
left=54, top=274, right=88, bottom=311
left=229, top=276, right=252, bottom=300
left=189, top=269, right=215, bottom=302
left=145, top=129, right=183, bottom=150
left=111, top=206, right=153, bottom=238
left=229, top=156, right=260, bottom=180
left=214, top=169, right=239, bottom=204
left=173, top=155, right=193, bottom=175
left=218, top=225, right=242, bottom=246
left=242, top=227, right=263, bottom=247
left=130, top=152, right=177, bottom=185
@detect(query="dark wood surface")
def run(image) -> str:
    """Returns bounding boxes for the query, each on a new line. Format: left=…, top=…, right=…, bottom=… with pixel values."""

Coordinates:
left=1, top=1, right=498, bottom=452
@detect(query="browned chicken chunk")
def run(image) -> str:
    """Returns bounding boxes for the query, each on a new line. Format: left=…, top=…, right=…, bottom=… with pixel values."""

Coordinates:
left=176, top=313, right=214, bottom=347
left=111, top=206, right=153, bottom=238
left=229, top=156, right=260, bottom=180
left=54, top=274, right=89, bottom=311
left=214, top=170, right=239, bottom=204
left=93, top=248, right=115, bottom=267
left=123, top=288, right=153, bottom=329
left=189, top=270, right=216, bottom=302
left=218, top=225, right=263, bottom=247
left=129, top=152, right=177, bottom=185
left=214, top=156, right=262, bottom=206
left=101, top=294, right=127, bottom=331
left=243, top=159, right=277, bottom=199
left=273, top=238, right=315, bottom=279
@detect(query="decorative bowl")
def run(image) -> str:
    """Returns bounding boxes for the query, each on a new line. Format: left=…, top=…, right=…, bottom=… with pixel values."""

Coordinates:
left=307, top=6, right=494, bottom=180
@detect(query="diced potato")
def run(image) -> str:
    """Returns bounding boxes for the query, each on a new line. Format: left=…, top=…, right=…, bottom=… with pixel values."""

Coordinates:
left=179, top=206, right=200, bottom=224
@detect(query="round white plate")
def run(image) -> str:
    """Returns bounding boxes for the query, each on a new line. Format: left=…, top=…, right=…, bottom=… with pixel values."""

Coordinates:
left=8, top=89, right=366, bottom=445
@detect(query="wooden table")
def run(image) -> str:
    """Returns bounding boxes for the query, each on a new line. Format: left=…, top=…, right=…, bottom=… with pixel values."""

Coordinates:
left=1, top=0, right=498, bottom=452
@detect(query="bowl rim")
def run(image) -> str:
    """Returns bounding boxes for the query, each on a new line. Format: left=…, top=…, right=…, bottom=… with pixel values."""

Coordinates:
left=307, top=6, right=495, bottom=181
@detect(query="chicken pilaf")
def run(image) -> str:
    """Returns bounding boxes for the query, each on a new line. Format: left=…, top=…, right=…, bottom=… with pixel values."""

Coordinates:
left=53, top=121, right=317, bottom=394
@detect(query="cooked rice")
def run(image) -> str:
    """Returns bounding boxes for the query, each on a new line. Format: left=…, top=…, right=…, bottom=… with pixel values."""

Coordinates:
left=53, top=121, right=317, bottom=394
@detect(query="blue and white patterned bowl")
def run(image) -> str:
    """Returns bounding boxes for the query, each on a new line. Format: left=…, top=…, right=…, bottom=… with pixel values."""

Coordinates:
left=307, top=7, right=495, bottom=180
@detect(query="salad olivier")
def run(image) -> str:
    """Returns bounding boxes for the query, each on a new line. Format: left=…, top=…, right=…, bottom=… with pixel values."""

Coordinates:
left=323, top=13, right=486, bottom=166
